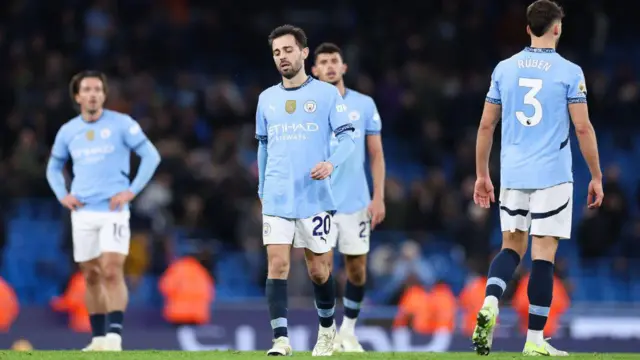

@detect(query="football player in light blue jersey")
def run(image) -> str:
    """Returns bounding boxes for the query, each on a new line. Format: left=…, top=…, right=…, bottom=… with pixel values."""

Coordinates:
left=46, top=71, right=161, bottom=352
left=312, top=42, right=386, bottom=353
left=256, top=25, right=355, bottom=356
left=472, top=1, right=603, bottom=357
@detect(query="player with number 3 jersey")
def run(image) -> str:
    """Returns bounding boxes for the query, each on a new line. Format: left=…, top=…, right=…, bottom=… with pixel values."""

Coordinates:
left=472, top=0, right=603, bottom=357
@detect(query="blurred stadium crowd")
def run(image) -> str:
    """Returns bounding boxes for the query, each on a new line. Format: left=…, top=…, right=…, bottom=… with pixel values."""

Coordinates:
left=0, top=0, right=639, bottom=306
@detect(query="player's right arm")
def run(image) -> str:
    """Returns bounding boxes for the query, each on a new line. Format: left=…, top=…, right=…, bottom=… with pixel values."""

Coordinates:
left=255, top=95, right=268, bottom=199
left=46, top=126, right=82, bottom=210
left=474, top=67, right=501, bottom=208
left=567, top=69, right=604, bottom=208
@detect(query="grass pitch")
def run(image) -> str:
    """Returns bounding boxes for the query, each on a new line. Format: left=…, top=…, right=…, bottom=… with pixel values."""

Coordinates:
left=0, top=352, right=639, bottom=359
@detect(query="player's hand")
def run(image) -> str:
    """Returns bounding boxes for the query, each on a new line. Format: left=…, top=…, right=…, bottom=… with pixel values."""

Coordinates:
left=60, top=194, right=83, bottom=211
left=368, top=197, right=386, bottom=230
left=473, top=176, right=495, bottom=209
left=110, top=190, right=135, bottom=211
left=311, top=161, right=334, bottom=180
left=587, top=178, right=604, bottom=209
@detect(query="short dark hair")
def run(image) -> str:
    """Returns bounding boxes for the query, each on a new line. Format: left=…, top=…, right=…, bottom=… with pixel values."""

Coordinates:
left=69, top=70, right=108, bottom=100
left=314, top=42, right=343, bottom=61
left=526, top=0, right=564, bottom=37
left=268, top=24, right=308, bottom=48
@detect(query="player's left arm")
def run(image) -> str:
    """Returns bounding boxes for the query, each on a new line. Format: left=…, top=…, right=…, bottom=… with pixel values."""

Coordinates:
left=365, top=99, right=386, bottom=228
left=326, top=90, right=355, bottom=168
left=311, top=89, right=355, bottom=180
left=123, top=118, right=161, bottom=196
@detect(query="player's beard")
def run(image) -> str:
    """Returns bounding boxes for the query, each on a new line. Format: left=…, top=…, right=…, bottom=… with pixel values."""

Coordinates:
left=84, top=103, right=102, bottom=116
left=281, top=61, right=303, bottom=80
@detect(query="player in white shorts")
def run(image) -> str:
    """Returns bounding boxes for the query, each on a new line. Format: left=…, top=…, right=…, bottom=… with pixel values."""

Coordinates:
left=312, top=42, right=386, bottom=352
left=257, top=25, right=357, bottom=357
left=471, top=1, right=604, bottom=356
left=46, top=71, right=161, bottom=351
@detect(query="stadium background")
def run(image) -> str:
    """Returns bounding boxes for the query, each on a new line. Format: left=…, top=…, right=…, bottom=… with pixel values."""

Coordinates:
left=0, top=0, right=639, bottom=352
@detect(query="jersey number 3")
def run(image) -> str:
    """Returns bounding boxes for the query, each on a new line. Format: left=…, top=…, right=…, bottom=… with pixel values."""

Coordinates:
left=516, top=78, right=543, bottom=127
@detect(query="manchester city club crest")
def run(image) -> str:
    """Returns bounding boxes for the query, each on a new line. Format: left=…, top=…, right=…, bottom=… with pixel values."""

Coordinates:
left=100, top=128, right=111, bottom=139
left=285, top=100, right=296, bottom=114
left=86, top=129, right=95, bottom=141
left=263, top=222, right=271, bottom=236
left=304, top=100, right=317, bottom=113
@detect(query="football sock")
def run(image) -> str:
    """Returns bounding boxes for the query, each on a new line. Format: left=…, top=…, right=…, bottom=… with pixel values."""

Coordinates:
left=527, top=259, right=554, bottom=344
left=485, top=248, right=521, bottom=305
left=89, top=313, right=107, bottom=338
left=342, top=280, right=365, bottom=332
left=266, top=279, right=288, bottom=339
left=108, top=311, right=124, bottom=335
left=313, top=273, right=336, bottom=328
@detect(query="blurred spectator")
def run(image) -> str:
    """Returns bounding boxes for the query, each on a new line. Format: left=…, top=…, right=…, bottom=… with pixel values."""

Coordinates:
left=51, top=272, right=90, bottom=333
left=159, top=255, right=214, bottom=326
left=458, top=274, right=487, bottom=337
left=393, top=280, right=456, bottom=335
left=0, top=277, right=18, bottom=332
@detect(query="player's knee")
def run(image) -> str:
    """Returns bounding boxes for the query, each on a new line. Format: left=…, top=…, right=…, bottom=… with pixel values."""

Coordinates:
left=307, top=260, right=330, bottom=284
left=267, top=255, right=290, bottom=279
left=530, top=236, right=558, bottom=262
left=81, top=263, right=103, bottom=287
left=502, top=230, right=528, bottom=258
left=345, top=255, right=367, bottom=285
left=102, top=261, right=124, bottom=284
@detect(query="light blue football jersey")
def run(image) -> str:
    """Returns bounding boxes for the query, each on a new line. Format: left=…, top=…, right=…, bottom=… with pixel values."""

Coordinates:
left=256, top=76, right=354, bottom=219
left=50, top=109, right=153, bottom=212
left=330, top=89, right=382, bottom=214
left=487, top=47, right=587, bottom=190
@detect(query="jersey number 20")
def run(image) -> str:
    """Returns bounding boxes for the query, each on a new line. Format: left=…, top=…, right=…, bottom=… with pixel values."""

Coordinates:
left=516, top=78, right=543, bottom=127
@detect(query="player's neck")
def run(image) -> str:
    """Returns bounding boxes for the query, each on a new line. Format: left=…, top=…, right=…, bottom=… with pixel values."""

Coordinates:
left=282, top=70, right=309, bottom=89
left=335, top=81, right=346, bottom=97
left=529, top=37, right=556, bottom=50
left=81, top=108, right=104, bottom=122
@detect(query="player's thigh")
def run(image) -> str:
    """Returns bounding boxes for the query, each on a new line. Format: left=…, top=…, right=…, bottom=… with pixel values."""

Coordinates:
left=71, top=211, right=102, bottom=263
left=263, top=215, right=295, bottom=246
left=334, top=208, right=371, bottom=256
left=263, top=215, right=295, bottom=277
left=499, top=188, right=532, bottom=234
left=529, top=182, right=573, bottom=240
left=98, top=211, right=131, bottom=257
left=294, top=212, right=334, bottom=254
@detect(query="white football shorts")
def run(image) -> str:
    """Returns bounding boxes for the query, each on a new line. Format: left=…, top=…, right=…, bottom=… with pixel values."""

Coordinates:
left=262, top=211, right=334, bottom=254
left=499, top=182, right=573, bottom=239
left=330, top=207, right=371, bottom=255
left=71, top=210, right=131, bottom=262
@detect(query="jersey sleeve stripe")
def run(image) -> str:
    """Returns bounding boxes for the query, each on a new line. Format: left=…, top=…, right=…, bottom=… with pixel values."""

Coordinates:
left=559, top=133, right=570, bottom=150
left=131, top=139, right=149, bottom=151
left=485, top=97, right=502, bottom=105
left=568, top=97, right=587, bottom=104
left=365, top=130, right=381, bottom=135
left=334, top=123, right=355, bottom=136
left=255, top=134, right=268, bottom=143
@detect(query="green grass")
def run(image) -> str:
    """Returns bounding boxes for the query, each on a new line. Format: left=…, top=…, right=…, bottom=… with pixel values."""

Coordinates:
left=0, top=352, right=639, bottom=359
